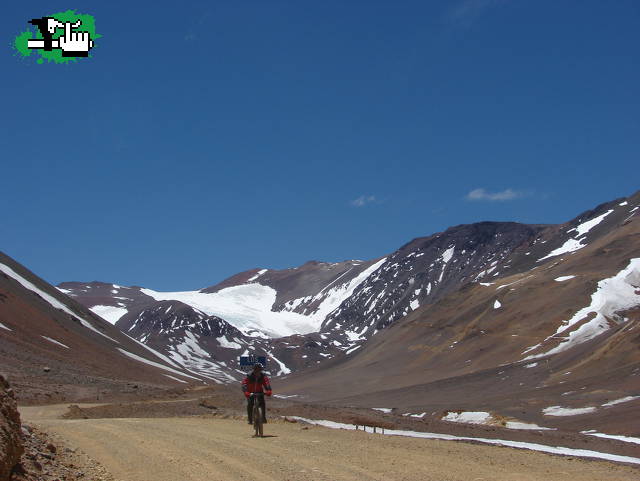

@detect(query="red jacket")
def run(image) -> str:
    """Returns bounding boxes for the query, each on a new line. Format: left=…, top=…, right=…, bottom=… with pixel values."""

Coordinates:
left=242, top=372, right=272, bottom=398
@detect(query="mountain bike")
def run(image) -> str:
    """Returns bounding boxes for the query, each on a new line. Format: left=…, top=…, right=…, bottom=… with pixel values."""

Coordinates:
left=250, top=392, right=265, bottom=437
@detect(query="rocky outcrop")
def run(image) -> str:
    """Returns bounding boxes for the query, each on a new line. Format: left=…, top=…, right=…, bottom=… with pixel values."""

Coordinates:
left=0, top=375, right=23, bottom=480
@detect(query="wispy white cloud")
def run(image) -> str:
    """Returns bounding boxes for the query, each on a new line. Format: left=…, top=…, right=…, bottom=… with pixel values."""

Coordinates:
left=184, top=10, right=210, bottom=42
left=466, top=188, right=523, bottom=202
left=350, top=195, right=377, bottom=207
left=447, top=0, right=507, bottom=26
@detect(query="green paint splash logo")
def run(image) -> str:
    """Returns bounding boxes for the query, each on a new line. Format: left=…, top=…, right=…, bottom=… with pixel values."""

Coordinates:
left=13, top=10, right=101, bottom=64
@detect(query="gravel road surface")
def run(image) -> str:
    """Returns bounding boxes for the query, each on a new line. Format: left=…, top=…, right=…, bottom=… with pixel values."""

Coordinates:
left=20, top=404, right=640, bottom=481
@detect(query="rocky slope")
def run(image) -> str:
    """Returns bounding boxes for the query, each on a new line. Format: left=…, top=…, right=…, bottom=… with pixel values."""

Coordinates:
left=278, top=192, right=640, bottom=436
left=0, top=252, right=209, bottom=403
left=0, top=375, right=22, bottom=480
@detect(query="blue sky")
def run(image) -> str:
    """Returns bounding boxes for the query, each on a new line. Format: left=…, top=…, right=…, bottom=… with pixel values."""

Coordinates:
left=2, top=1, right=639, bottom=290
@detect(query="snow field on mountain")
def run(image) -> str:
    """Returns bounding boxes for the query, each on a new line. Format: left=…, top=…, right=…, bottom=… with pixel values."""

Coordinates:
left=141, top=284, right=315, bottom=338
left=266, top=350, right=291, bottom=375
left=217, top=336, right=242, bottom=349
left=140, top=257, right=387, bottom=338
left=117, top=348, right=200, bottom=381
left=524, top=258, right=640, bottom=359
left=438, top=246, right=455, bottom=282
left=284, top=258, right=387, bottom=327
left=90, top=305, right=129, bottom=325
left=538, top=209, right=613, bottom=261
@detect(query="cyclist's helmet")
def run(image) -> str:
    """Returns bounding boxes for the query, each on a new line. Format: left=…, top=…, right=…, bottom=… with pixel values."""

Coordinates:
left=253, top=362, right=263, bottom=369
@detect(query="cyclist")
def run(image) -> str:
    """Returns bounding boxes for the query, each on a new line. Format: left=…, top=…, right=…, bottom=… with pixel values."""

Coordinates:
left=242, top=362, right=272, bottom=424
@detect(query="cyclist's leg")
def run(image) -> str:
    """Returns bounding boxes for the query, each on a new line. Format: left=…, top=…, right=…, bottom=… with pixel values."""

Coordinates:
left=247, top=396, right=254, bottom=424
left=259, top=395, right=267, bottom=423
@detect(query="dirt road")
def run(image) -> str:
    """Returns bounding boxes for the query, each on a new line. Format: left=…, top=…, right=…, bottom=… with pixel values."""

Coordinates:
left=20, top=404, right=640, bottom=481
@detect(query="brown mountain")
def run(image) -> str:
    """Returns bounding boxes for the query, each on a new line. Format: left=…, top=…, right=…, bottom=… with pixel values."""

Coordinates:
left=0, top=252, right=205, bottom=404
left=278, top=191, right=640, bottom=436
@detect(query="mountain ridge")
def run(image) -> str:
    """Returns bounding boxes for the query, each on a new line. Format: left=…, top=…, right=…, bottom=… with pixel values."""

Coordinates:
left=55, top=190, right=639, bottom=388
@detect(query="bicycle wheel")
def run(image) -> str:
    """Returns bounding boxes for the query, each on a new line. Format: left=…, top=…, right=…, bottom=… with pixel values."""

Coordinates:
left=254, top=406, right=263, bottom=437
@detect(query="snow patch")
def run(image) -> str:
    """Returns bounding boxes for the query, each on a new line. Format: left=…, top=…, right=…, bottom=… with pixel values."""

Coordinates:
left=443, top=411, right=491, bottom=424
left=124, top=333, right=182, bottom=368
left=267, top=351, right=291, bottom=376
left=0, top=262, right=117, bottom=343
left=0, top=322, right=12, bottom=331
left=543, top=406, right=597, bottom=416
left=538, top=210, right=613, bottom=261
left=41, top=336, right=69, bottom=349
left=554, top=275, right=576, bottom=282
left=568, top=210, right=614, bottom=237
left=524, top=258, right=640, bottom=359
left=117, top=348, right=200, bottom=380
left=538, top=239, right=585, bottom=261
left=90, top=305, right=129, bottom=325
left=346, top=345, right=361, bottom=354
left=581, top=431, right=640, bottom=445
left=286, top=417, right=640, bottom=465
left=217, top=336, right=242, bottom=349
left=181, top=331, right=210, bottom=358
left=344, top=330, right=363, bottom=342
left=247, top=269, right=268, bottom=282
left=438, top=246, right=455, bottom=282
left=505, top=422, right=554, bottom=431
left=494, top=300, right=501, bottom=309
left=372, top=408, right=392, bottom=413
left=601, top=396, right=639, bottom=407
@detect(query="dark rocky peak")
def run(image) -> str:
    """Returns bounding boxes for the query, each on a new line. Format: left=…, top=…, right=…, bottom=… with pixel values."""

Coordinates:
left=203, top=258, right=377, bottom=309
left=200, top=268, right=267, bottom=294
left=322, top=221, right=547, bottom=341
left=118, top=300, right=239, bottom=340
left=56, top=281, right=155, bottom=313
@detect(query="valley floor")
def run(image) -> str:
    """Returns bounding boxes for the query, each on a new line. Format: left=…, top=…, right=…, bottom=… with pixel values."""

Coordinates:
left=20, top=404, right=640, bottom=481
